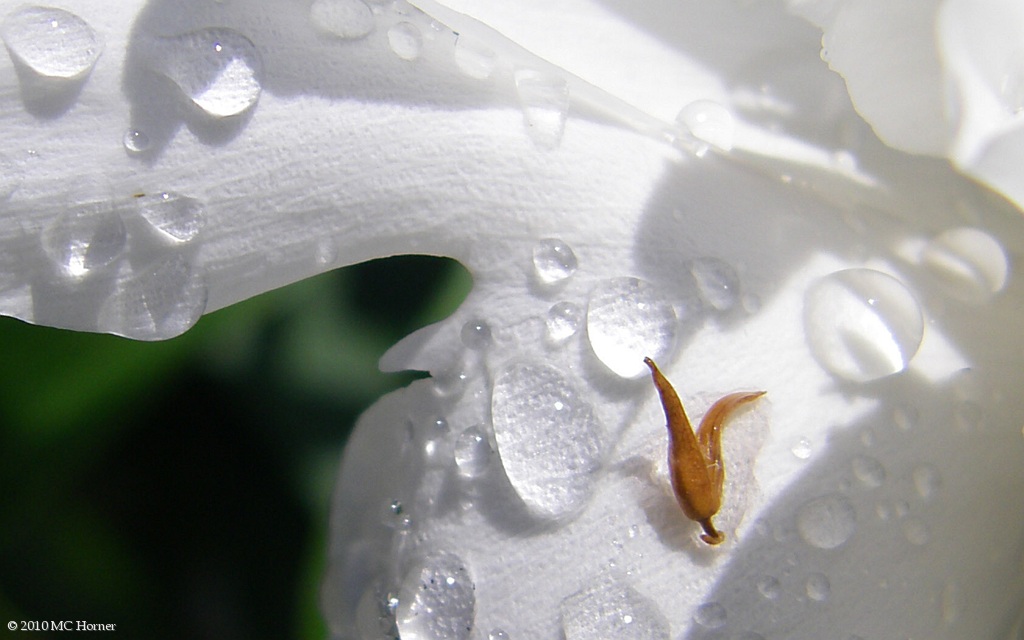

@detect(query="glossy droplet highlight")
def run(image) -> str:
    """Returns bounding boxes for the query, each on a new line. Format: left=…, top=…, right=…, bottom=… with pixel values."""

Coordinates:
left=433, top=363, right=468, bottom=398
left=41, top=197, right=126, bottom=278
left=460, top=319, right=492, bottom=350
left=851, top=455, right=886, bottom=488
left=561, top=577, right=670, bottom=640
left=532, top=238, right=578, bottom=285
left=515, top=69, right=569, bottom=150
left=791, top=436, right=812, bottom=459
left=694, top=602, right=727, bottom=629
left=488, top=630, right=509, bottom=640
left=1, top=6, right=102, bottom=78
left=98, top=254, right=208, bottom=340
left=396, top=552, right=475, bottom=640
left=151, top=28, right=262, bottom=118
left=491, top=363, right=604, bottom=519
left=805, top=573, right=831, bottom=601
left=921, top=227, right=1008, bottom=303
left=586, top=277, right=677, bottom=379
left=310, top=0, right=375, bottom=39
left=135, top=192, right=205, bottom=243
left=453, top=426, right=492, bottom=478
left=546, top=301, right=582, bottom=343
left=454, top=35, right=497, bottom=79
left=804, top=269, right=924, bottom=382
left=122, top=129, right=151, bottom=155
left=388, top=22, right=422, bottom=60
left=796, top=494, right=856, bottom=549
left=691, top=257, right=740, bottom=311
left=676, top=100, right=735, bottom=154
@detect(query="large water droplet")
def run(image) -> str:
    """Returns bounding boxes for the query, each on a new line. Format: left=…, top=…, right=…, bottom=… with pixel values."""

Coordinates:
left=803, top=269, right=924, bottom=382
left=453, top=426, right=492, bottom=478
left=586, top=277, right=677, bottom=379
left=546, top=301, right=582, bottom=344
left=396, top=552, right=475, bottom=640
left=561, top=577, right=670, bottom=640
left=691, top=257, right=741, bottom=311
left=41, top=197, right=126, bottom=278
left=514, top=69, right=569, bottom=150
left=310, top=0, right=375, bottom=39
left=135, top=191, right=205, bottom=243
left=796, top=494, right=856, bottom=549
left=151, top=28, right=262, bottom=118
left=676, top=100, right=735, bottom=155
left=388, top=22, right=422, bottom=61
left=851, top=455, right=886, bottom=488
left=122, top=129, right=151, bottom=155
left=491, top=362, right=604, bottom=519
left=532, top=238, right=578, bottom=285
left=693, top=602, right=727, bottom=629
left=0, top=6, right=102, bottom=78
left=454, top=34, right=497, bottom=80
left=805, top=573, right=831, bottom=602
left=98, top=254, right=208, bottom=340
left=921, top=227, right=1009, bottom=303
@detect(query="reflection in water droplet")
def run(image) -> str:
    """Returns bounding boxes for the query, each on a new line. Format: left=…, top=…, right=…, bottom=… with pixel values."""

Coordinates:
left=454, top=426, right=492, bottom=478
left=921, top=227, right=1008, bottom=303
left=586, top=277, right=677, bottom=379
left=98, top=254, right=208, bottom=340
left=0, top=6, right=102, bottom=78
left=851, top=455, right=886, bottom=488
left=676, top=100, right=735, bottom=154
left=791, top=437, right=812, bottom=459
left=122, top=129, right=151, bottom=155
left=454, top=34, right=497, bottom=79
left=532, top=238, right=578, bottom=285
left=41, top=198, right=126, bottom=278
left=514, top=69, right=569, bottom=150
left=561, top=577, right=670, bottom=640
left=903, top=518, right=930, bottom=546
left=546, top=301, right=582, bottom=343
left=423, top=416, right=451, bottom=467
left=691, top=257, right=740, bottom=311
left=796, top=494, right=856, bottom=549
left=388, top=22, right=422, bottom=61
left=805, top=573, right=831, bottom=601
left=150, top=28, right=262, bottom=118
left=460, top=319, right=492, bottom=350
left=756, top=575, right=781, bottom=599
left=804, top=269, right=924, bottom=382
left=396, top=552, right=475, bottom=640
left=912, top=464, right=940, bottom=501
left=310, top=0, right=375, bottom=39
left=491, top=363, right=604, bottom=519
left=694, top=602, right=726, bottom=629
left=135, top=191, right=205, bottom=243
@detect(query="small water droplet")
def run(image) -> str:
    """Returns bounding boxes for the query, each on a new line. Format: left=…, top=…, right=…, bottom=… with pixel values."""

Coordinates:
left=0, top=6, right=102, bottom=78
left=396, top=552, right=475, bottom=640
left=903, top=517, right=930, bottom=545
left=41, top=193, right=126, bottom=278
left=546, top=301, right=582, bottom=343
left=805, top=573, right=831, bottom=601
left=514, top=69, right=569, bottom=150
left=803, top=269, right=924, bottom=382
left=460, top=319, right=492, bottom=350
left=453, top=426, right=492, bottom=478
left=921, top=227, right=1008, bottom=303
left=454, top=34, right=497, bottom=79
left=423, top=416, right=451, bottom=466
left=676, top=100, right=735, bottom=154
left=561, top=577, right=670, bottom=640
left=488, top=630, right=510, bottom=640
left=98, top=254, right=208, bottom=339
left=999, top=49, right=1024, bottom=114
left=532, top=238, right=578, bottom=285
left=122, top=129, right=151, bottom=155
left=693, top=602, right=727, bottom=629
left=586, top=277, right=677, bottom=379
left=893, top=404, right=919, bottom=431
left=756, top=575, right=781, bottom=599
left=912, top=464, right=940, bottom=501
left=310, top=0, right=375, bottom=39
left=851, top=455, right=886, bottom=488
left=134, top=191, right=205, bottom=243
left=691, top=257, right=740, bottom=311
left=791, top=437, right=812, bottom=459
left=433, top=364, right=468, bottom=398
left=150, top=28, right=262, bottom=118
left=796, top=494, right=856, bottom=549
left=388, top=22, right=422, bottom=60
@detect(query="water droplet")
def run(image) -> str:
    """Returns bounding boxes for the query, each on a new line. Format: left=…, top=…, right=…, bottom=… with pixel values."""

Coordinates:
left=546, top=301, right=582, bottom=343
left=893, top=404, right=919, bottom=431
left=694, top=602, right=727, bottom=629
left=488, top=630, right=510, bottom=640
left=803, top=269, right=924, bottom=382
left=796, top=494, right=856, bottom=549
left=691, top=257, right=740, bottom=311
left=1000, top=49, right=1024, bottom=114
left=676, top=100, right=735, bottom=154
left=514, top=69, right=569, bottom=150
left=756, top=575, right=781, bottom=599
left=903, top=518, right=930, bottom=545
left=851, top=455, right=886, bottom=488
left=0, top=6, right=102, bottom=78
left=150, top=28, right=262, bottom=118
left=134, top=191, right=205, bottom=243
left=396, top=552, right=475, bottom=640
left=423, top=416, right=451, bottom=466
left=310, top=0, right=375, bottom=39
left=912, top=464, right=940, bottom=501
left=454, top=34, right=497, bottom=79
left=388, top=22, right=422, bottom=60
left=122, top=129, right=151, bottom=155
left=433, top=364, right=468, bottom=398
left=586, top=277, right=677, bottom=379
left=791, top=437, right=812, bottom=459
left=41, top=195, right=126, bottom=278
left=921, top=227, right=1008, bottom=303
left=460, top=319, right=492, bottom=350
left=454, top=426, right=492, bottom=478
left=805, top=573, right=831, bottom=602
left=532, top=238, right=578, bottom=285
left=315, top=238, right=338, bottom=266
left=561, top=577, right=670, bottom=640
left=98, top=254, right=208, bottom=340
left=491, top=362, right=604, bottom=519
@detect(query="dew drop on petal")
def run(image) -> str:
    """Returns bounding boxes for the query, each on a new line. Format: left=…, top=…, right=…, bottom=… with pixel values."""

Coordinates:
left=805, top=573, right=831, bottom=602
left=41, top=198, right=126, bottom=278
left=396, top=552, right=475, bottom=640
left=921, top=227, right=1008, bottom=303
left=433, top=364, right=468, bottom=398
left=460, top=319, right=492, bottom=350
left=546, top=301, right=582, bottom=343
left=423, top=416, right=452, bottom=467
left=756, top=575, right=781, bottom=600
left=693, top=602, right=727, bottom=629
left=676, top=100, right=735, bottom=153
left=514, top=69, right=569, bottom=150
left=912, top=464, right=940, bottom=501
left=999, top=49, right=1024, bottom=114
left=691, top=257, right=740, bottom=311
left=388, top=22, right=422, bottom=60
left=803, top=269, right=924, bottom=382
left=454, top=34, right=497, bottom=80
left=796, top=494, right=856, bottom=549
left=315, top=238, right=338, bottom=266
left=586, top=277, right=677, bottom=379
left=488, top=630, right=510, bottom=640
left=135, top=191, right=205, bottom=243
left=309, top=0, right=375, bottom=39
left=98, top=254, right=208, bottom=340
left=561, top=577, right=670, bottom=640
left=122, top=129, right=151, bottom=155
left=453, top=425, right=492, bottom=478
left=790, top=437, right=812, bottom=459
left=0, top=6, right=102, bottom=78
left=491, top=363, right=604, bottom=519
left=532, top=238, right=578, bottom=285
left=851, top=455, right=886, bottom=488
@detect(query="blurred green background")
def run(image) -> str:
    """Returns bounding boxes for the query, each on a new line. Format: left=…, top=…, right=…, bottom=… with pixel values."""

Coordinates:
left=0, top=256, right=470, bottom=640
